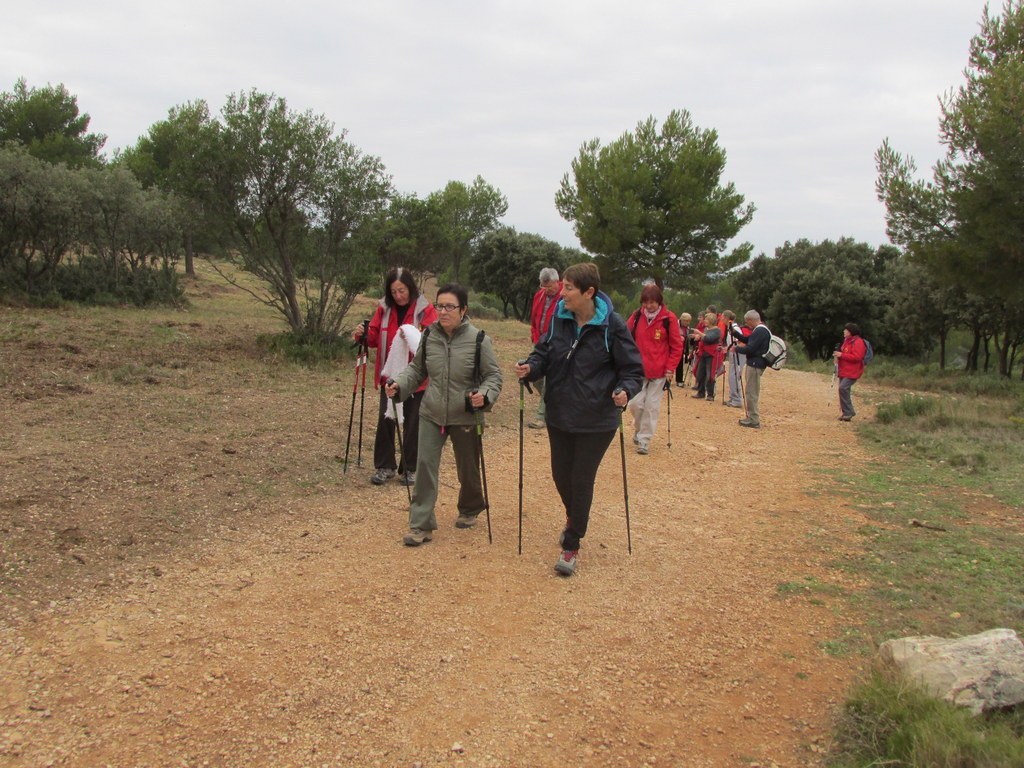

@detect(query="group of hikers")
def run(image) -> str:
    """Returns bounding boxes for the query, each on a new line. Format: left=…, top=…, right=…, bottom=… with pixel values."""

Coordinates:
left=349, top=264, right=870, bottom=577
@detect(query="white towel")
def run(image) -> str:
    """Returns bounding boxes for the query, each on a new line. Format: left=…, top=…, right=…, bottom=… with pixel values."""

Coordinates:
left=381, top=326, right=423, bottom=426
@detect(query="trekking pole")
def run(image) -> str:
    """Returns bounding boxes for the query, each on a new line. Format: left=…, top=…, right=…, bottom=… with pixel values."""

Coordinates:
left=355, top=320, right=369, bottom=468
left=740, top=363, right=748, bottom=420
left=614, top=389, right=632, bottom=555
left=343, top=326, right=368, bottom=474
left=342, top=355, right=359, bottom=474
left=516, top=366, right=534, bottom=556
left=663, top=378, right=672, bottom=449
left=724, top=345, right=736, bottom=405
left=470, top=392, right=492, bottom=545
left=387, top=381, right=412, bottom=504
left=828, top=361, right=837, bottom=407
left=719, top=350, right=728, bottom=404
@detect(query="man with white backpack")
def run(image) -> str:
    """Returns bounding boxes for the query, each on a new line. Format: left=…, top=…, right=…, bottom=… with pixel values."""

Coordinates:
left=732, top=310, right=772, bottom=429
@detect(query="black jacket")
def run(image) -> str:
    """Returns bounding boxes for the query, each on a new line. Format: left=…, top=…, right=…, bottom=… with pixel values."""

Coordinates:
left=524, top=292, right=643, bottom=433
left=736, top=324, right=771, bottom=369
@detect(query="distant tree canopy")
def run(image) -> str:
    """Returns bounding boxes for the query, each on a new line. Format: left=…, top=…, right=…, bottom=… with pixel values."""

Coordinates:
left=732, top=238, right=902, bottom=361
left=373, top=179, right=508, bottom=285
left=117, top=100, right=223, bottom=278
left=876, top=0, right=1024, bottom=376
left=427, top=177, right=507, bottom=283
left=555, top=109, right=753, bottom=292
left=469, top=227, right=580, bottom=320
left=373, top=192, right=447, bottom=279
left=0, top=78, right=106, bottom=167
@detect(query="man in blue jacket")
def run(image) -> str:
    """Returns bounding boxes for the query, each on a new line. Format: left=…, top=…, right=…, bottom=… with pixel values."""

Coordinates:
left=733, top=310, right=771, bottom=429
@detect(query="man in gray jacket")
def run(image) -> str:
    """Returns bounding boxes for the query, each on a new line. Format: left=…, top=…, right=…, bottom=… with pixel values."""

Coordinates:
left=386, top=283, right=503, bottom=546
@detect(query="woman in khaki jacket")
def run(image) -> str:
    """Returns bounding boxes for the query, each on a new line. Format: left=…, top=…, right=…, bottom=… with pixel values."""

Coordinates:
left=387, top=283, right=502, bottom=546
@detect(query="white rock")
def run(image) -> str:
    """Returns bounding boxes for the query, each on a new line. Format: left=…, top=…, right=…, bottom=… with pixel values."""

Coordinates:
left=879, top=627, right=1024, bottom=714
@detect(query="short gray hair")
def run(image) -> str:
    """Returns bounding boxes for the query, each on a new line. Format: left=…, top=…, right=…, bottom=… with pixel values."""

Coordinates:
left=744, top=310, right=761, bottom=322
left=539, top=267, right=560, bottom=283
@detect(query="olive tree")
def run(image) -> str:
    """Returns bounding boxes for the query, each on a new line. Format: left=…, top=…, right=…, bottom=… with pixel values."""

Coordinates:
left=214, top=90, right=392, bottom=339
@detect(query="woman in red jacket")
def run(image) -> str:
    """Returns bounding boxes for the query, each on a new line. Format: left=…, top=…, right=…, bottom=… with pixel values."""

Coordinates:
left=691, top=311, right=724, bottom=401
left=625, top=284, right=683, bottom=454
left=832, top=322, right=867, bottom=422
left=353, top=267, right=438, bottom=485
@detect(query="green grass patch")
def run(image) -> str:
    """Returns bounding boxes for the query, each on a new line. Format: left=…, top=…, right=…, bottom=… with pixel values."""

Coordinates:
left=870, top=361, right=1024, bottom=401
left=831, top=667, right=1024, bottom=767
left=776, top=576, right=846, bottom=598
left=256, top=330, right=355, bottom=365
left=827, top=383, right=1024, bottom=764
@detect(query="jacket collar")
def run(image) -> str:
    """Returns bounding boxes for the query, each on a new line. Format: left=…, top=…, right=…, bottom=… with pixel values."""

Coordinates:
left=555, top=290, right=613, bottom=327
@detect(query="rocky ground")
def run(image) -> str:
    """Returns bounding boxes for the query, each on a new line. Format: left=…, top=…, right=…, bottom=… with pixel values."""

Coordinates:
left=0, top=280, right=880, bottom=767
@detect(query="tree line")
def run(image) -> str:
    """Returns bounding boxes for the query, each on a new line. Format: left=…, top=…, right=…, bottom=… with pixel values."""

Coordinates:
left=1, top=3, right=1021, bottom=376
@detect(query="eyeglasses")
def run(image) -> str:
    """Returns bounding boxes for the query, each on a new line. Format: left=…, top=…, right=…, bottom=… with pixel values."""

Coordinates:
left=434, top=303, right=461, bottom=312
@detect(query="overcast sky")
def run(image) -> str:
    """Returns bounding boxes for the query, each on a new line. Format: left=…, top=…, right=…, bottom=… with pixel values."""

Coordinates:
left=4, top=1, right=986, bottom=259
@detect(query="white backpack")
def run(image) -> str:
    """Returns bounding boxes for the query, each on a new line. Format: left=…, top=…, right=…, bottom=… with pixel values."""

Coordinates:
left=763, top=329, right=788, bottom=370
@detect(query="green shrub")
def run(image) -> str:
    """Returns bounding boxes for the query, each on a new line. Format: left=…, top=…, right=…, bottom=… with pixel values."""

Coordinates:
left=257, top=331, right=351, bottom=365
left=875, top=394, right=936, bottom=424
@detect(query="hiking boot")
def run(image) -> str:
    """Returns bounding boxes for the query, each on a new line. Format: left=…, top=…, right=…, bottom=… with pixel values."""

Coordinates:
left=725, top=401, right=743, bottom=408
left=455, top=513, right=479, bottom=529
left=370, top=468, right=395, bottom=485
left=838, top=415, right=853, bottom=422
left=675, top=382, right=686, bottom=388
left=398, top=471, right=416, bottom=486
left=403, top=528, right=432, bottom=546
left=691, top=392, right=705, bottom=399
left=706, top=396, right=715, bottom=402
left=527, top=419, right=545, bottom=429
left=738, top=418, right=760, bottom=429
left=554, top=549, right=578, bottom=576
left=636, top=444, right=649, bottom=455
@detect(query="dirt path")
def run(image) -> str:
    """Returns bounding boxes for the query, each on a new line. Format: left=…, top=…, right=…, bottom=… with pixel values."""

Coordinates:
left=0, top=298, right=878, bottom=767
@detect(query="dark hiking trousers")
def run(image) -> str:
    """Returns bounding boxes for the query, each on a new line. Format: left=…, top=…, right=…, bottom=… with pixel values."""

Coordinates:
left=546, top=423, right=617, bottom=552
left=373, top=387, right=423, bottom=474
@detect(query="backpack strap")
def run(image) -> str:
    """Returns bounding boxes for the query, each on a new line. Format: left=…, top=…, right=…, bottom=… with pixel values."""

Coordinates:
left=418, top=326, right=484, bottom=382
left=629, top=309, right=641, bottom=340
left=418, top=325, right=431, bottom=370
left=473, top=329, right=485, bottom=385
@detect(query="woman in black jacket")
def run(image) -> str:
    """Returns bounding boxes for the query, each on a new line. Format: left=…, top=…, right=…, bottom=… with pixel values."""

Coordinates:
left=514, top=263, right=643, bottom=576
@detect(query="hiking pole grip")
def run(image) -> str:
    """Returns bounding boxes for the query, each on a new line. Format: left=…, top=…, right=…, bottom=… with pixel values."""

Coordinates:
left=516, top=359, right=534, bottom=395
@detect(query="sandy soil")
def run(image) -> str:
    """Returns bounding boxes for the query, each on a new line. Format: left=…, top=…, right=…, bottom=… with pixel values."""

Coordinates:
left=0, top=287, right=879, bottom=767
